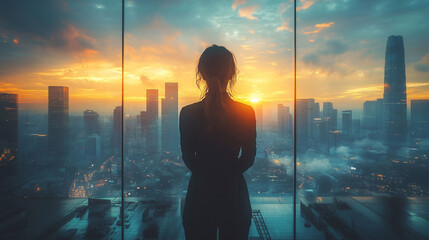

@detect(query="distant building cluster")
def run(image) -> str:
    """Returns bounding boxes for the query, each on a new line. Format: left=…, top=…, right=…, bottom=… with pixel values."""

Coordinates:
left=272, top=35, right=429, bottom=154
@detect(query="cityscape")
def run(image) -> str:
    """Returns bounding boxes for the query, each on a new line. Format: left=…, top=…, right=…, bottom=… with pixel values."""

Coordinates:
left=0, top=34, right=428, bottom=239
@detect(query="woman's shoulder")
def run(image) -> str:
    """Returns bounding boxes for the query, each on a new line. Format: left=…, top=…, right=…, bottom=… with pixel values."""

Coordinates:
left=180, top=101, right=204, bottom=116
left=231, top=100, right=255, bottom=115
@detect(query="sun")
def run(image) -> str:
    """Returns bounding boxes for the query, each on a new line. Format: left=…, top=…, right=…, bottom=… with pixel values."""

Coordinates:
left=250, top=98, right=260, bottom=103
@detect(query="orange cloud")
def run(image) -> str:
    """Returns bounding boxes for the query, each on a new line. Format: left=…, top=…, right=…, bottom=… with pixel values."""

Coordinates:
left=297, top=0, right=314, bottom=11
left=13, top=39, right=19, bottom=44
left=238, top=5, right=259, bottom=20
left=232, top=0, right=246, bottom=10
left=304, top=21, right=334, bottom=34
left=83, top=49, right=99, bottom=58
left=277, top=21, right=292, bottom=32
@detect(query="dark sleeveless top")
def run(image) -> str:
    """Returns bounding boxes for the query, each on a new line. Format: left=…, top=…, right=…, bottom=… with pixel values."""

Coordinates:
left=179, top=99, right=257, bottom=226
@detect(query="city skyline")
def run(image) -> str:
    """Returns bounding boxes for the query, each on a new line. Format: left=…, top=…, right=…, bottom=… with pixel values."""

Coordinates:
left=1, top=1, right=429, bottom=239
left=0, top=1, right=428, bottom=113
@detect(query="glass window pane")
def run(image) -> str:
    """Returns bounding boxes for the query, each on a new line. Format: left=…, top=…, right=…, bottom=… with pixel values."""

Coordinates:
left=296, top=0, right=429, bottom=239
left=124, top=0, right=294, bottom=238
left=0, top=1, right=122, bottom=239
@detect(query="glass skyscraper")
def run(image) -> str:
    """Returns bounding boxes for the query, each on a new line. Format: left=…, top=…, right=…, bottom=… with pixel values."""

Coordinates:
left=0, top=93, right=18, bottom=177
left=48, top=86, right=69, bottom=164
left=383, top=35, right=407, bottom=147
left=161, top=82, right=179, bottom=153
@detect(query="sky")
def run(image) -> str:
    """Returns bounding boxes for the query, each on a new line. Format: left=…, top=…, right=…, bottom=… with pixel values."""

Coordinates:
left=0, top=0, right=428, bottom=115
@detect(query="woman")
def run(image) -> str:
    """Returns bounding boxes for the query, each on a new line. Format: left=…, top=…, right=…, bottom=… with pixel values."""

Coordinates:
left=180, top=45, right=257, bottom=239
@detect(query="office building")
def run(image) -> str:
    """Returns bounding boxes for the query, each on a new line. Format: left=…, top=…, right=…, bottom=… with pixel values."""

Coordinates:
left=376, top=98, right=384, bottom=130
left=84, top=134, right=101, bottom=163
left=297, top=99, right=315, bottom=148
left=0, top=93, right=18, bottom=177
left=142, top=89, right=159, bottom=154
left=322, top=102, right=338, bottom=131
left=48, top=86, right=69, bottom=163
left=342, top=110, right=352, bottom=140
left=277, top=104, right=292, bottom=137
left=383, top=35, right=407, bottom=146
left=161, top=82, right=179, bottom=153
left=363, top=101, right=377, bottom=130
left=411, top=99, right=429, bottom=140
left=113, top=106, right=122, bottom=151
left=84, top=110, right=100, bottom=135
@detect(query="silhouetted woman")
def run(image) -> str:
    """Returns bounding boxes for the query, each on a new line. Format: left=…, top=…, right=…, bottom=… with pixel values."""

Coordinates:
left=180, top=45, right=257, bottom=239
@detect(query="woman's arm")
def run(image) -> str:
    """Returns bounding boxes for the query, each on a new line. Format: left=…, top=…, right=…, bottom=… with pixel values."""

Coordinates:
left=179, top=107, right=196, bottom=171
left=237, top=106, right=257, bottom=173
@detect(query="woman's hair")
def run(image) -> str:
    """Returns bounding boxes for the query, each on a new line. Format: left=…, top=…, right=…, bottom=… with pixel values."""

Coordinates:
left=196, top=45, right=238, bottom=132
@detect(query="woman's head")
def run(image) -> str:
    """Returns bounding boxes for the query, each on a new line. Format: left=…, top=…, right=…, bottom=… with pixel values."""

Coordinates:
left=196, top=45, right=237, bottom=97
left=196, top=45, right=238, bottom=131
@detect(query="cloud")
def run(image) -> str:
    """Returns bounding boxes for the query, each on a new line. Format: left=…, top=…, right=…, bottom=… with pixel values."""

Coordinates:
left=302, top=39, right=348, bottom=66
left=345, top=85, right=383, bottom=94
left=407, top=82, right=429, bottom=88
left=232, top=0, right=246, bottom=10
left=320, top=39, right=348, bottom=55
left=277, top=21, right=293, bottom=32
left=297, top=0, right=315, bottom=11
left=414, top=54, right=429, bottom=72
left=140, top=74, right=157, bottom=88
left=0, top=1, right=96, bottom=53
left=302, top=53, right=319, bottom=65
left=238, top=5, right=259, bottom=20
left=304, top=22, right=334, bottom=34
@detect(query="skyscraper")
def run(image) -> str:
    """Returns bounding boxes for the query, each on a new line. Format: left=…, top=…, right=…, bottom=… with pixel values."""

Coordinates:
left=83, top=110, right=100, bottom=135
left=142, top=89, right=159, bottom=154
left=376, top=98, right=384, bottom=130
left=363, top=101, right=377, bottom=130
left=48, top=86, right=69, bottom=163
left=161, top=82, right=179, bottom=153
left=342, top=110, right=352, bottom=140
left=277, top=104, right=292, bottom=137
left=411, top=100, right=429, bottom=140
left=113, top=106, right=122, bottom=151
left=297, top=99, right=315, bottom=148
left=0, top=93, right=18, bottom=177
left=383, top=35, right=407, bottom=147
left=314, top=102, right=320, bottom=118
left=322, top=102, right=337, bottom=131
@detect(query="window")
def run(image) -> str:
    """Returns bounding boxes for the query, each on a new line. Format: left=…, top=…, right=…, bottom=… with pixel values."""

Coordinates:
left=0, top=0, right=428, bottom=239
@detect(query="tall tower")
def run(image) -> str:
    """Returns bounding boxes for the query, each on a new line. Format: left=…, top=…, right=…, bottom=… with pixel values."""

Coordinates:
left=83, top=110, right=100, bottom=135
left=142, top=89, right=159, bottom=154
left=342, top=110, right=352, bottom=140
left=363, top=101, right=377, bottom=130
left=411, top=100, right=429, bottom=140
left=48, top=86, right=69, bottom=163
left=322, top=102, right=337, bottom=131
left=161, top=82, right=179, bottom=153
left=277, top=104, right=292, bottom=137
left=113, top=106, right=122, bottom=151
left=383, top=35, right=407, bottom=147
left=0, top=93, right=18, bottom=177
left=297, top=99, right=315, bottom=148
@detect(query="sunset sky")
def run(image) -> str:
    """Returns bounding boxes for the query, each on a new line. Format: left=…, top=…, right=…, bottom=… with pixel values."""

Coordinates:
left=0, top=0, right=428, bottom=115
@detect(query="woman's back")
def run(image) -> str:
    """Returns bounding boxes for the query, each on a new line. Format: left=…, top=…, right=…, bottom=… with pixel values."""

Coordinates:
left=180, top=97, right=256, bottom=240
left=180, top=44, right=256, bottom=239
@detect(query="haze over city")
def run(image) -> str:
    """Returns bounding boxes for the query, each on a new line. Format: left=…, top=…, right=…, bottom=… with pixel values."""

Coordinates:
left=1, top=0, right=428, bottom=114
